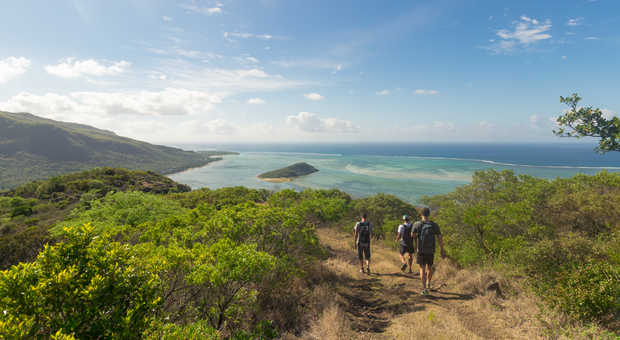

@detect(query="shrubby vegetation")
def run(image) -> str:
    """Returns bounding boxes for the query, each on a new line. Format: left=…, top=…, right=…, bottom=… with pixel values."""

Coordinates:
left=0, top=168, right=190, bottom=269
left=422, top=169, right=620, bottom=324
left=1, top=168, right=618, bottom=337
left=1, top=182, right=352, bottom=338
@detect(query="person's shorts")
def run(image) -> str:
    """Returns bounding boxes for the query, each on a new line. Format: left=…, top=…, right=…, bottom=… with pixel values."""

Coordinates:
left=399, top=244, right=414, bottom=255
left=417, top=253, right=434, bottom=266
left=357, top=244, right=371, bottom=260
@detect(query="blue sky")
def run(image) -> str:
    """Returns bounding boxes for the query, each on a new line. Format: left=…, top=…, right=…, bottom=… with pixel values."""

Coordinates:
left=0, top=0, right=618, bottom=144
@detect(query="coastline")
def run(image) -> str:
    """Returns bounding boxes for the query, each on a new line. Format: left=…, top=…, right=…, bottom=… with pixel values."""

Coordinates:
left=257, top=176, right=293, bottom=183
left=165, top=155, right=233, bottom=176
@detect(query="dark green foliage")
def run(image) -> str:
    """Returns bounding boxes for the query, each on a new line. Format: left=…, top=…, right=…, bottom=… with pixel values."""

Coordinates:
left=423, top=169, right=620, bottom=323
left=258, top=162, right=319, bottom=179
left=547, top=261, right=619, bottom=322
left=0, top=111, right=236, bottom=189
left=553, top=94, right=620, bottom=153
left=0, top=168, right=192, bottom=269
left=352, top=193, right=418, bottom=239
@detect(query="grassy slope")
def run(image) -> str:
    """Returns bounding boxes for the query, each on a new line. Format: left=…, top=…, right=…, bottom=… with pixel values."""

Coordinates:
left=0, top=111, right=235, bottom=189
left=258, top=162, right=319, bottom=179
left=287, top=227, right=611, bottom=340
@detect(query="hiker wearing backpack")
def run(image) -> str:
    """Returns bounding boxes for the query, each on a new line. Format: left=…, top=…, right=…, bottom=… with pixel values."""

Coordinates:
left=412, top=207, right=445, bottom=295
left=354, top=213, right=372, bottom=274
left=394, top=214, right=414, bottom=273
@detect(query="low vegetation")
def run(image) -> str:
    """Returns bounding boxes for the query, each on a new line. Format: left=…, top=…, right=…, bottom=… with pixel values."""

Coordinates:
left=422, top=169, right=620, bottom=326
left=0, top=168, right=618, bottom=338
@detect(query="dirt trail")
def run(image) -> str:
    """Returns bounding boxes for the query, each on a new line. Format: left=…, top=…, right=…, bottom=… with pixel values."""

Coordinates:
left=317, top=228, right=510, bottom=340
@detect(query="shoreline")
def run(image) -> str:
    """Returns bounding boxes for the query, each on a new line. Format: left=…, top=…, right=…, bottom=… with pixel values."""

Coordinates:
left=257, top=176, right=294, bottom=183
left=165, top=155, right=232, bottom=176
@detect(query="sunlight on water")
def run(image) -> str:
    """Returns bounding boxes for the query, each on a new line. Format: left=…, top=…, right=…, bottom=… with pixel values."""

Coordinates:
left=169, top=151, right=620, bottom=204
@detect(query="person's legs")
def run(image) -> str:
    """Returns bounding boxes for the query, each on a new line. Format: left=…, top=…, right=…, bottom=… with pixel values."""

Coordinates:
left=407, top=252, right=413, bottom=273
left=358, top=245, right=364, bottom=272
left=364, top=246, right=371, bottom=273
left=426, top=264, right=434, bottom=288
left=417, top=254, right=426, bottom=290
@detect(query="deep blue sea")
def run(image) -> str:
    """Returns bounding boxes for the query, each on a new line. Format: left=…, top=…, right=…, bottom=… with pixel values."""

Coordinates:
left=169, top=143, right=620, bottom=203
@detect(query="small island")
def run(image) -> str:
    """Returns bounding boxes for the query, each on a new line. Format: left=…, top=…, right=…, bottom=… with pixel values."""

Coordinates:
left=258, top=162, right=319, bottom=182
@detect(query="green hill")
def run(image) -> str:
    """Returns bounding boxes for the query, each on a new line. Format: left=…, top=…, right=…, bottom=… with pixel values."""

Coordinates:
left=0, top=111, right=235, bottom=189
left=258, top=162, right=318, bottom=181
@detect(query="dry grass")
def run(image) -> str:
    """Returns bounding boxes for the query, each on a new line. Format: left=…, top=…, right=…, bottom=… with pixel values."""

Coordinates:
left=287, top=227, right=616, bottom=340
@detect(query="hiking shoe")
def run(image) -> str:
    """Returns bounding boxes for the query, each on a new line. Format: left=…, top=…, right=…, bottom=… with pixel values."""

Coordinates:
left=400, top=263, right=407, bottom=272
left=359, top=268, right=365, bottom=274
left=366, top=268, right=371, bottom=274
left=421, top=289, right=429, bottom=295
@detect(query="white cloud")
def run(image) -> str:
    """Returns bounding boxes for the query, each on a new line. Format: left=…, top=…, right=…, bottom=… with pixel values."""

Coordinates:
left=0, top=88, right=223, bottom=117
left=247, top=97, right=265, bottom=104
left=585, top=36, right=600, bottom=40
left=162, top=16, right=173, bottom=22
left=414, top=89, right=439, bottom=95
left=245, top=57, right=260, bottom=64
left=490, top=16, right=552, bottom=53
left=433, top=121, right=456, bottom=131
left=601, top=109, right=617, bottom=120
left=376, top=89, right=390, bottom=96
left=224, top=32, right=276, bottom=41
left=286, top=112, right=358, bottom=133
left=45, top=58, right=130, bottom=78
left=0, top=57, right=31, bottom=84
left=304, top=93, right=324, bottom=101
left=159, top=61, right=305, bottom=92
left=203, top=119, right=236, bottom=134
left=332, top=64, right=343, bottom=74
left=180, top=2, right=222, bottom=15
left=479, top=121, right=495, bottom=129
left=566, top=17, right=583, bottom=26
left=562, top=55, right=567, bottom=60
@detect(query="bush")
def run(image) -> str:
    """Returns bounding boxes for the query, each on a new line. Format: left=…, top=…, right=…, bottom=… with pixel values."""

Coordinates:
left=0, top=224, right=162, bottom=338
left=547, top=261, right=619, bottom=321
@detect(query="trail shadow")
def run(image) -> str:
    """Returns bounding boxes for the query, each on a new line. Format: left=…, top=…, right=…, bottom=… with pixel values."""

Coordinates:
left=422, top=292, right=474, bottom=301
left=377, top=272, right=419, bottom=279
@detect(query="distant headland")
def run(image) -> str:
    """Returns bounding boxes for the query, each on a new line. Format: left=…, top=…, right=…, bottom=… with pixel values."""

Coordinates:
left=257, top=162, right=319, bottom=182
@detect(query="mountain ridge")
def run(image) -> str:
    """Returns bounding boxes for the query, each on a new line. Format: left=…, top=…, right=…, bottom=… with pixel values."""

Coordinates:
left=0, top=111, right=235, bottom=189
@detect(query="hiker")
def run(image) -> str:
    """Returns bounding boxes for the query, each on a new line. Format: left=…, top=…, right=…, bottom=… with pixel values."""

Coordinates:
left=412, top=207, right=445, bottom=295
left=354, top=213, right=371, bottom=274
left=394, top=214, right=414, bottom=273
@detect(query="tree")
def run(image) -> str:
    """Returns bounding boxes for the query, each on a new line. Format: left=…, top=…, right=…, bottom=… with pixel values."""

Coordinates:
left=554, top=93, right=620, bottom=153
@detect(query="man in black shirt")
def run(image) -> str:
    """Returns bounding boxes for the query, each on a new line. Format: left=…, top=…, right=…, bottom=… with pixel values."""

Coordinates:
left=412, top=207, right=445, bottom=295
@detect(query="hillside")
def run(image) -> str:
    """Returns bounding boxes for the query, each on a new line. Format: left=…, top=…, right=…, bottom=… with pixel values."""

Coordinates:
left=0, top=170, right=617, bottom=339
left=258, top=162, right=319, bottom=182
left=0, top=111, right=236, bottom=189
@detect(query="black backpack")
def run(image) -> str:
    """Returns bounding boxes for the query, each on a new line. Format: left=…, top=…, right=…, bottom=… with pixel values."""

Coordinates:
left=401, top=223, right=413, bottom=245
left=418, top=221, right=435, bottom=254
left=358, top=222, right=370, bottom=245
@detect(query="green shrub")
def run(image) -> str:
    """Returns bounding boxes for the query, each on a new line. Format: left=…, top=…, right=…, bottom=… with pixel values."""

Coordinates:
left=548, top=261, right=619, bottom=321
left=9, top=197, right=36, bottom=217
left=0, top=224, right=162, bottom=338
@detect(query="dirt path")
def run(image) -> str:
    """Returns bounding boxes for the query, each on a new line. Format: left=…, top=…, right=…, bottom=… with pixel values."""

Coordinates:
left=317, top=228, right=510, bottom=340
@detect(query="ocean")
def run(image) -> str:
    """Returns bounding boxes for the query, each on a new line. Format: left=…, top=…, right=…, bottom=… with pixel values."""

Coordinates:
left=168, top=143, right=620, bottom=204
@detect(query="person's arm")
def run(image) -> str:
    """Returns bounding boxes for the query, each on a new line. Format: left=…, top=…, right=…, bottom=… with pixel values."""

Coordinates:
left=412, top=225, right=418, bottom=250
left=353, top=224, right=358, bottom=249
left=437, top=234, right=446, bottom=258
left=394, top=231, right=401, bottom=243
